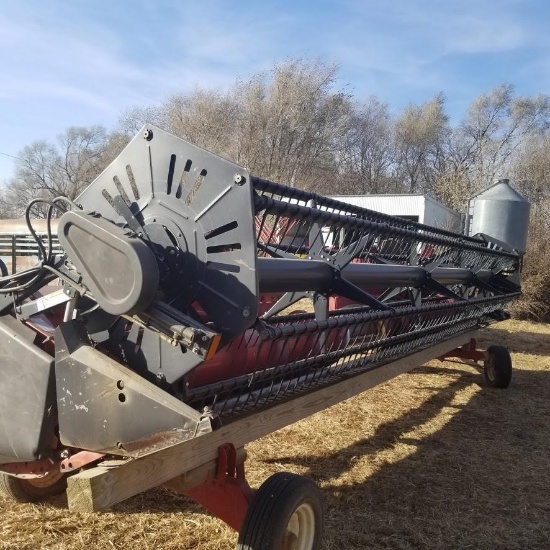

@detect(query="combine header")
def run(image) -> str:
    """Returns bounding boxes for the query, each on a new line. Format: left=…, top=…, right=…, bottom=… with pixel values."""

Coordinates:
left=0, top=127, right=523, bottom=548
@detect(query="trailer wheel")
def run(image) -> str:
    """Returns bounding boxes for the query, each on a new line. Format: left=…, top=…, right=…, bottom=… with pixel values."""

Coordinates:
left=0, top=470, right=67, bottom=502
left=236, top=472, right=323, bottom=550
left=484, top=345, right=512, bottom=388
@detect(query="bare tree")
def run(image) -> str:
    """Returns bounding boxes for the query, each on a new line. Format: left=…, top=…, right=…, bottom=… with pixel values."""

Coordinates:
left=510, top=134, right=550, bottom=207
left=160, top=90, right=240, bottom=156
left=120, top=59, right=353, bottom=193
left=430, top=86, right=550, bottom=210
left=394, top=93, right=449, bottom=193
left=4, top=126, right=127, bottom=216
left=233, top=59, right=352, bottom=191
left=458, top=84, right=550, bottom=191
left=118, top=105, right=165, bottom=136
left=430, top=128, right=475, bottom=210
left=338, top=97, right=394, bottom=194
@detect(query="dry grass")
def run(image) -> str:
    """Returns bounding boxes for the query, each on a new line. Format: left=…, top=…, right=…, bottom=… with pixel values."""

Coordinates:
left=2, top=319, right=550, bottom=549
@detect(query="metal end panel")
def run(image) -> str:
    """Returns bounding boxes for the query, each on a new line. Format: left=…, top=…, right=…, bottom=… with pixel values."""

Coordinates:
left=0, top=316, right=56, bottom=463
left=58, top=210, right=160, bottom=315
left=75, top=125, right=258, bottom=339
left=55, top=321, right=209, bottom=456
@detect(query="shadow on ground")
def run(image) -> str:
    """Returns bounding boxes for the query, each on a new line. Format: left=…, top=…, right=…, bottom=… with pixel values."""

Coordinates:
left=262, top=364, right=550, bottom=549
left=58, top=326, right=550, bottom=550
left=478, top=325, right=550, bottom=356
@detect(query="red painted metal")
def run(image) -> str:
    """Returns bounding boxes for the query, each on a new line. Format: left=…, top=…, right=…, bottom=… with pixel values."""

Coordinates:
left=0, top=458, right=58, bottom=478
left=439, top=338, right=486, bottom=362
left=186, top=323, right=348, bottom=388
left=60, top=451, right=105, bottom=472
left=1, top=450, right=105, bottom=478
left=185, top=443, right=254, bottom=532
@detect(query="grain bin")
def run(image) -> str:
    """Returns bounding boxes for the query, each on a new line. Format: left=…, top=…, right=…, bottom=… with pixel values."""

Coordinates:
left=468, top=179, right=530, bottom=253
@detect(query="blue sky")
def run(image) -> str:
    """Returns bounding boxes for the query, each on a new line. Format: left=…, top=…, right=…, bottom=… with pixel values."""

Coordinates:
left=1, top=0, right=549, bottom=183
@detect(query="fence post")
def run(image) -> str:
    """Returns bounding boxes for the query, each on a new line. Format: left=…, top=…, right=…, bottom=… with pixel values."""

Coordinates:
left=11, top=235, right=16, bottom=274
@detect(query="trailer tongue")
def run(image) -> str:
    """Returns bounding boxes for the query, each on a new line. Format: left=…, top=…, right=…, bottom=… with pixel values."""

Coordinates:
left=0, top=126, right=522, bottom=549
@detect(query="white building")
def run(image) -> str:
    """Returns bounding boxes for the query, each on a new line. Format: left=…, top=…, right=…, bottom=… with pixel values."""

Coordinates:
left=329, top=194, right=463, bottom=232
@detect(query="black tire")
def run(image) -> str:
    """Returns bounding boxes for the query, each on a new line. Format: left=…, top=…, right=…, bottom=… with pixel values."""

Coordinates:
left=237, top=472, right=324, bottom=550
left=0, top=470, right=67, bottom=503
left=484, top=345, right=512, bottom=388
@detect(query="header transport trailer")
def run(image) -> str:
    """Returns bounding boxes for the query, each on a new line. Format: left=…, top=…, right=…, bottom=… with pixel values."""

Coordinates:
left=0, top=126, right=526, bottom=549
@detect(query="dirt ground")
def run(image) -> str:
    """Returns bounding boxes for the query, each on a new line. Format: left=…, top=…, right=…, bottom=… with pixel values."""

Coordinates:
left=1, top=319, right=550, bottom=549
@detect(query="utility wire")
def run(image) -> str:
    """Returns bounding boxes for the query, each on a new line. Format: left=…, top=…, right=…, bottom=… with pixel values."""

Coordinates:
left=0, top=151, right=22, bottom=161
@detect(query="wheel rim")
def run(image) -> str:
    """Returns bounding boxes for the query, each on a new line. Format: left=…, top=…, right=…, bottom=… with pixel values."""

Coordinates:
left=283, top=502, right=316, bottom=550
left=486, top=356, right=496, bottom=382
left=25, top=469, right=64, bottom=489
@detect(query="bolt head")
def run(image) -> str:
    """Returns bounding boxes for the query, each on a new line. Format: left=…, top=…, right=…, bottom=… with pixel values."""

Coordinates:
left=234, top=174, right=246, bottom=185
left=143, top=129, right=154, bottom=141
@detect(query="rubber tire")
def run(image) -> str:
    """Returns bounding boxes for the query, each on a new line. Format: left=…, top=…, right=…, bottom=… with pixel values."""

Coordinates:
left=236, top=472, right=324, bottom=550
left=0, top=471, right=67, bottom=503
left=484, top=345, right=512, bottom=388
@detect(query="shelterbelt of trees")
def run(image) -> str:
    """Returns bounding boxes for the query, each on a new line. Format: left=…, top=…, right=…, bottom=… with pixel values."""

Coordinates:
left=2, top=59, right=548, bottom=320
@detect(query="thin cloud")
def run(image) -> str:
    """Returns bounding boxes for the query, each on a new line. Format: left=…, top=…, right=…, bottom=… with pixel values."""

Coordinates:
left=331, top=0, right=527, bottom=73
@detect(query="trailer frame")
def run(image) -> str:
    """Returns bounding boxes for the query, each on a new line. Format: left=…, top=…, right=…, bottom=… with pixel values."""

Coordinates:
left=65, top=330, right=483, bottom=518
